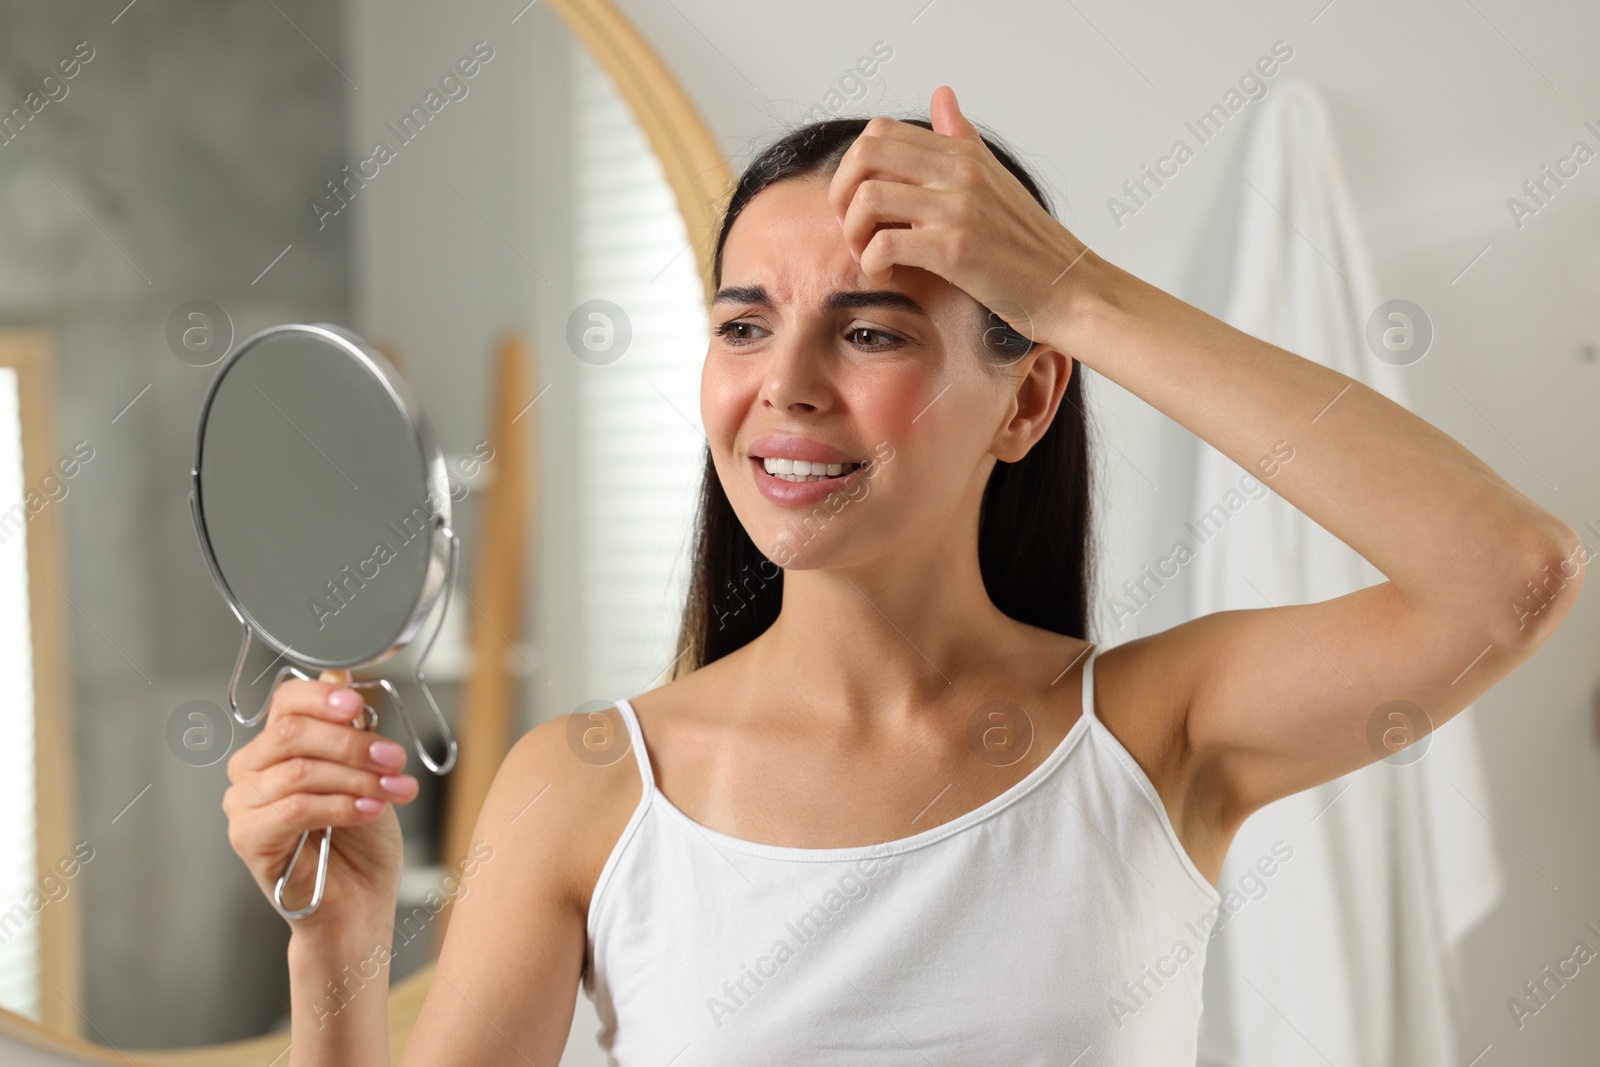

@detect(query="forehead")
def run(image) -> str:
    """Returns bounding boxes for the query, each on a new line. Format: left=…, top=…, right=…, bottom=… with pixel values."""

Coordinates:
left=719, top=177, right=961, bottom=310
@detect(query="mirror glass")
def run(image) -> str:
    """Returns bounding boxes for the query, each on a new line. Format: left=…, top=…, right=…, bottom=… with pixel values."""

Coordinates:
left=196, top=325, right=442, bottom=668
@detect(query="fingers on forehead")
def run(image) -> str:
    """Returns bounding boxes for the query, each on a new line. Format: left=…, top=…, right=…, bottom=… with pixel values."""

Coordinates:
left=830, top=134, right=946, bottom=216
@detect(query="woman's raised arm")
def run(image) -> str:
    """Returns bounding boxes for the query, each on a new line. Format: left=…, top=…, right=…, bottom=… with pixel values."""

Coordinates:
left=1049, top=248, right=1579, bottom=825
left=828, top=85, right=1583, bottom=837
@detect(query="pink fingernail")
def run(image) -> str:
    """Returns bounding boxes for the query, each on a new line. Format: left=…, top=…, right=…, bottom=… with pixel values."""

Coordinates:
left=379, top=775, right=414, bottom=796
left=369, top=739, right=407, bottom=768
left=836, top=215, right=844, bottom=230
left=355, top=797, right=382, bottom=814
left=327, top=688, right=361, bottom=712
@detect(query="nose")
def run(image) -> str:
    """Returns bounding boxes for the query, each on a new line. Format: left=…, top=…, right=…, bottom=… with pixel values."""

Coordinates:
left=758, top=331, right=834, bottom=415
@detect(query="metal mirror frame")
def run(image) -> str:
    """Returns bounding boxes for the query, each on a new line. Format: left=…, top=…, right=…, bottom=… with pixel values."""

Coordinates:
left=188, top=322, right=459, bottom=919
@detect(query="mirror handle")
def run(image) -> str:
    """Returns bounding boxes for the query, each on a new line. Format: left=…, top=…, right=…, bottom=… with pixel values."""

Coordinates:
left=273, top=827, right=329, bottom=920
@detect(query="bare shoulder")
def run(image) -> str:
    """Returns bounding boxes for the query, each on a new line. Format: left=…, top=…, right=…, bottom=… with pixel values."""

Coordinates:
left=482, top=708, right=646, bottom=916
left=512, top=654, right=749, bottom=900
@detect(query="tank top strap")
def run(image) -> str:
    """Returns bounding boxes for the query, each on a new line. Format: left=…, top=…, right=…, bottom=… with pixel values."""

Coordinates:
left=1079, top=643, right=1100, bottom=723
left=611, top=697, right=657, bottom=791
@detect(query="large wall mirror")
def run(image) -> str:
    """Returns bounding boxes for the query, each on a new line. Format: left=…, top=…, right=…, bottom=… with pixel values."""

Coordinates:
left=0, top=0, right=727, bottom=1063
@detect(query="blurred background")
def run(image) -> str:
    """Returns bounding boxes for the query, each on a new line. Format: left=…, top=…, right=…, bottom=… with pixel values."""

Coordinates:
left=0, top=0, right=1594, bottom=1065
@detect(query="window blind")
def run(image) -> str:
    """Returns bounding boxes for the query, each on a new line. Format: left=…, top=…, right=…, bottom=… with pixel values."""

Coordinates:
left=568, top=38, right=710, bottom=699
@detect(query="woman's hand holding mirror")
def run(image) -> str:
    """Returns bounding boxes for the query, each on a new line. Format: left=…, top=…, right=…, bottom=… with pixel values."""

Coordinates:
left=190, top=322, right=461, bottom=921
left=221, top=669, right=418, bottom=934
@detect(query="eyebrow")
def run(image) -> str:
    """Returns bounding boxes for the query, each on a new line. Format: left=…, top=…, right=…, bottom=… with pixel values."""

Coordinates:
left=712, top=284, right=927, bottom=318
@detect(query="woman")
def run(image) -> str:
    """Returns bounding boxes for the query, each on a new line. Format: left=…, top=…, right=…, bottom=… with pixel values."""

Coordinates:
left=222, top=87, right=1582, bottom=1065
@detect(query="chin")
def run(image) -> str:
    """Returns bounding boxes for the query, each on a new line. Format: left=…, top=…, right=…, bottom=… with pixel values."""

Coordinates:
left=760, top=517, right=884, bottom=573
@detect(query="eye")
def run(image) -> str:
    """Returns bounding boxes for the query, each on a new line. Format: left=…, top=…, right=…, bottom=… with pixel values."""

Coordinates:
left=848, top=326, right=902, bottom=350
left=713, top=319, right=768, bottom=345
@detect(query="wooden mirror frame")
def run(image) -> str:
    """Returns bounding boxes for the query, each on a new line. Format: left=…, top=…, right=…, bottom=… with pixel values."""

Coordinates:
left=0, top=0, right=730, bottom=1061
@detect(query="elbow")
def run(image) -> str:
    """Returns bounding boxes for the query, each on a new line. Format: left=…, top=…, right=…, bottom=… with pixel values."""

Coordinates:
left=1495, top=520, right=1587, bottom=649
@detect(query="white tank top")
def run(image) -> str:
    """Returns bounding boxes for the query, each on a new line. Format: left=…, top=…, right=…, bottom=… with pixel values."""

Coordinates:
left=581, top=645, right=1221, bottom=1065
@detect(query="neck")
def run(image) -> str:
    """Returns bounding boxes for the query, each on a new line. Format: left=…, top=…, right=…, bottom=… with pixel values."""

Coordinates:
left=747, top=522, right=1020, bottom=723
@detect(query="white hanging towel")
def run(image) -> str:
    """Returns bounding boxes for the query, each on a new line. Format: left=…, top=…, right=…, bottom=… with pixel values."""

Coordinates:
left=1189, top=77, right=1503, bottom=1067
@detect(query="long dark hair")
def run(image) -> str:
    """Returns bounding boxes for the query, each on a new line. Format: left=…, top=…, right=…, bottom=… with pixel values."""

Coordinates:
left=670, top=115, right=1094, bottom=680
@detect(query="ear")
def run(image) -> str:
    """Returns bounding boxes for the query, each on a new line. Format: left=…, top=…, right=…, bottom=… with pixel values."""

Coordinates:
left=992, top=346, right=1072, bottom=463
left=930, top=85, right=993, bottom=156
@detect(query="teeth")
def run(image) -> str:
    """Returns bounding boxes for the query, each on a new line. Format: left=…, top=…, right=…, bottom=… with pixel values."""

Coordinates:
left=760, top=456, right=863, bottom=482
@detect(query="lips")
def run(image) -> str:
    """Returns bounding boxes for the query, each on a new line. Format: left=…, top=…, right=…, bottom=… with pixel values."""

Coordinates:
left=742, top=433, right=877, bottom=507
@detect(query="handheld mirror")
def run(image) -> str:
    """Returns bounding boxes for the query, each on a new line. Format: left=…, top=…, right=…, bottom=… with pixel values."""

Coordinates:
left=190, top=322, right=459, bottom=919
